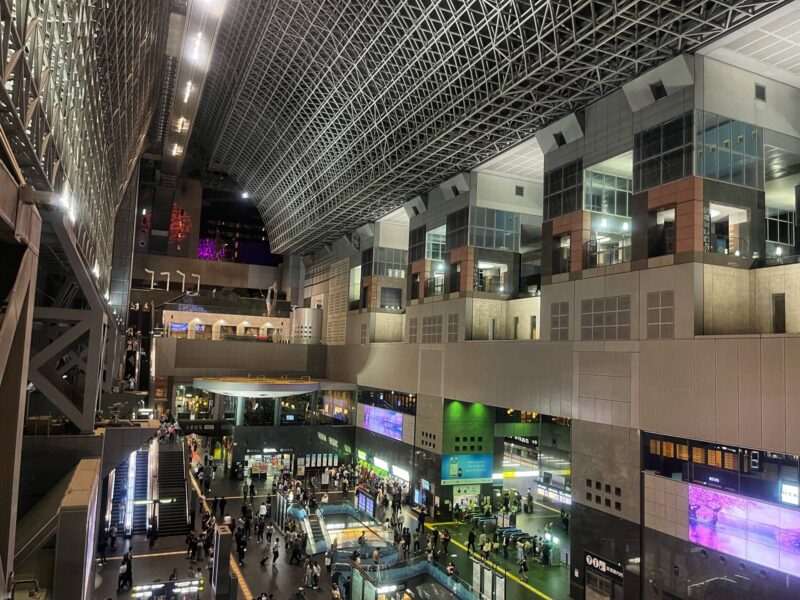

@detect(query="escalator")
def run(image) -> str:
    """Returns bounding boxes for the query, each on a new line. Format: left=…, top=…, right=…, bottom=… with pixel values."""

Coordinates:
left=157, top=445, right=189, bottom=536
left=132, top=450, right=149, bottom=534
left=109, top=458, right=129, bottom=531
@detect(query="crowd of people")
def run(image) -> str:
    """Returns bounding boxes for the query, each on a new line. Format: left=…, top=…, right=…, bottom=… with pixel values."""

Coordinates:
left=103, top=429, right=572, bottom=599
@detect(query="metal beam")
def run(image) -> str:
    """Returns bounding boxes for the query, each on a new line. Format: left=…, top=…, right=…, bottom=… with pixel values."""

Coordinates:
left=193, top=0, right=790, bottom=254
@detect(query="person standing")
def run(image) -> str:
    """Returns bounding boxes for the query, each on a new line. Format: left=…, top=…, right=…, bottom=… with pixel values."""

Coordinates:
left=212, top=496, right=219, bottom=515
left=441, top=529, right=451, bottom=555
left=108, top=525, right=118, bottom=550
left=219, top=497, right=227, bottom=518
left=467, top=528, right=476, bottom=554
left=97, top=535, right=107, bottom=565
left=250, top=481, right=256, bottom=501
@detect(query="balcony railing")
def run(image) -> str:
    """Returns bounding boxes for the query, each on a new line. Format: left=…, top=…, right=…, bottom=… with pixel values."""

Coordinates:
left=584, top=243, right=631, bottom=268
left=424, top=276, right=444, bottom=297
left=551, top=246, right=570, bottom=275
left=706, top=234, right=749, bottom=257
left=474, top=280, right=506, bottom=294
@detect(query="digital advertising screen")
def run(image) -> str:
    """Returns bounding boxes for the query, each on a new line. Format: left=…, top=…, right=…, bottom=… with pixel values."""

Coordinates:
left=688, top=484, right=800, bottom=575
left=362, top=405, right=403, bottom=441
left=441, top=454, right=494, bottom=485
left=357, top=490, right=376, bottom=517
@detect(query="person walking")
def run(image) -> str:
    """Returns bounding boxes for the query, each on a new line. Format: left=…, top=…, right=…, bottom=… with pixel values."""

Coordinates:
left=272, top=538, right=281, bottom=563
left=266, top=522, right=274, bottom=545
left=212, top=496, right=219, bottom=515
left=219, top=497, right=227, bottom=518
left=250, top=481, right=256, bottom=501
left=467, top=528, right=476, bottom=554
left=97, top=535, right=108, bottom=565
left=518, top=555, right=529, bottom=581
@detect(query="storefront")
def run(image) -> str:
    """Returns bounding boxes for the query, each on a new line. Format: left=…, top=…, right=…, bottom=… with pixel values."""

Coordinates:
left=243, top=448, right=293, bottom=480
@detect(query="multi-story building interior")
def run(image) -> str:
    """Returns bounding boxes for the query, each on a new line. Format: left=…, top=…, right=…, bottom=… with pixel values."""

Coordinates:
left=2, top=1, right=800, bottom=599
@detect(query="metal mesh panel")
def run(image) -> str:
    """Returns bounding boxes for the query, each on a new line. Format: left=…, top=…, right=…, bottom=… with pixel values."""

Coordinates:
left=193, top=0, right=787, bottom=254
left=0, top=0, right=169, bottom=288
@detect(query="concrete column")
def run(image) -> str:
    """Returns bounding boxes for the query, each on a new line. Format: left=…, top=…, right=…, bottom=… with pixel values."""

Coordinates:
left=52, top=459, right=100, bottom=600
left=234, top=397, right=245, bottom=426
left=212, top=525, right=233, bottom=599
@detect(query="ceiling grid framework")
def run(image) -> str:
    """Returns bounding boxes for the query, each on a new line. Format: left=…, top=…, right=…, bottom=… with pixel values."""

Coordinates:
left=193, top=0, right=790, bottom=255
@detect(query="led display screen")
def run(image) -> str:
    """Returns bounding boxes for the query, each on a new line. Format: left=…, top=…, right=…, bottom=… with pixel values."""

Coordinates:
left=362, top=405, right=403, bottom=441
left=688, top=484, right=800, bottom=575
left=441, top=454, right=494, bottom=485
left=357, top=490, right=375, bottom=517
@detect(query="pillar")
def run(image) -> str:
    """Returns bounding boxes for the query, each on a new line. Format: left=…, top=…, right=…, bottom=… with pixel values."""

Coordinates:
left=235, top=396, right=245, bottom=426
left=212, top=525, right=233, bottom=599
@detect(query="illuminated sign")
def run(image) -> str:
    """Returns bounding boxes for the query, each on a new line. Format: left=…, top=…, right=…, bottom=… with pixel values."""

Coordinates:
left=688, top=485, right=800, bottom=575
left=392, top=465, right=410, bottom=481
left=362, top=405, right=403, bottom=440
left=584, top=552, right=624, bottom=582
left=373, top=457, right=389, bottom=471
left=536, top=484, right=572, bottom=505
left=781, top=482, right=799, bottom=506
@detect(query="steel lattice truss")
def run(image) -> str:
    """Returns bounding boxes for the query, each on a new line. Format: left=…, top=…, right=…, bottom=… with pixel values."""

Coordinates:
left=0, top=0, right=169, bottom=287
left=195, top=0, right=788, bottom=255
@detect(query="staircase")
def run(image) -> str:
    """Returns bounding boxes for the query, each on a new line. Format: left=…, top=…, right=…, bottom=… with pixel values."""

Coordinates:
left=157, top=446, right=189, bottom=536
left=308, top=514, right=325, bottom=544
left=307, top=512, right=327, bottom=554
left=109, top=458, right=129, bottom=530
left=132, top=450, right=149, bottom=534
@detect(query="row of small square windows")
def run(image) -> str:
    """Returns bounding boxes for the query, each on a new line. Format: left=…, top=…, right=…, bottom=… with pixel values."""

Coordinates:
left=421, top=431, right=436, bottom=449
left=587, top=479, right=622, bottom=496
left=586, top=493, right=622, bottom=512
left=455, top=436, right=482, bottom=442
left=587, top=478, right=622, bottom=511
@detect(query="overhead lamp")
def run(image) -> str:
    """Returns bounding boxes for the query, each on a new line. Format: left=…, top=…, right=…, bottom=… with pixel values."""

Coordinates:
left=622, top=222, right=629, bottom=231
left=776, top=247, right=783, bottom=256
left=600, top=218, right=608, bottom=228
left=92, top=261, right=100, bottom=279
left=191, top=32, right=203, bottom=62
left=142, top=208, right=147, bottom=216
left=241, top=190, right=250, bottom=199
left=183, top=81, right=193, bottom=103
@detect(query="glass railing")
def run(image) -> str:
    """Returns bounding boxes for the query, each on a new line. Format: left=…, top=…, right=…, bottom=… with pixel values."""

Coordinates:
left=584, top=243, right=631, bottom=268
left=474, top=280, right=507, bottom=294
left=425, top=277, right=444, bottom=297
left=355, top=555, right=482, bottom=600
left=705, top=235, right=749, bottom=257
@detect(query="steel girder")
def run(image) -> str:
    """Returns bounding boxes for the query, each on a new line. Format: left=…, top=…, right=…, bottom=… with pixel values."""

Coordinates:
left=193, top=0, right=789, bottom=255
left=0, top=0, right=169, bottom=290
left=0, top=146, right=38, bottom=593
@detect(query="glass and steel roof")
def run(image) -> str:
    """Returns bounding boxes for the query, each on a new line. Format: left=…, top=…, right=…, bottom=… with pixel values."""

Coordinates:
left=193, top=0, right=788, bottom=254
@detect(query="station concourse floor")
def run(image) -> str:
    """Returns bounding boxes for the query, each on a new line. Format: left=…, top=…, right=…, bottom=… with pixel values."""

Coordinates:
left=94, top=453, right=571, bottom=600
left=422, top=504, right=572, bottom=600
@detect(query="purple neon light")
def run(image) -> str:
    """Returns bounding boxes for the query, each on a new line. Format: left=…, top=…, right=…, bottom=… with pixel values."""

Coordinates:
left=688, top=484, right=800, bottom=575
left=362, top=405, right=403, bottom=441
left=197, top=238, right=227, bottom=261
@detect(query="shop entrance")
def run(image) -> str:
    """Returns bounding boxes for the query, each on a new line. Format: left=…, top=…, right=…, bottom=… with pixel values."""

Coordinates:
left=584, top=552, right=624, bottom=600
